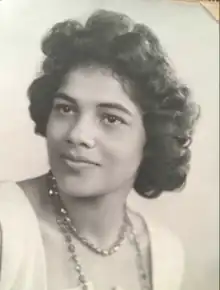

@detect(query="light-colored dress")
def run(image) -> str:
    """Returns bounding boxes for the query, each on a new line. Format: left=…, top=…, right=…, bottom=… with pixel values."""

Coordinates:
left=0, top=182, right=184, bottom=290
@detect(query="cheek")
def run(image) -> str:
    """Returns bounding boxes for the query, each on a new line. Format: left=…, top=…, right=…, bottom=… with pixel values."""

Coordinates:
left=103, top=126, right=146, bottom=168
left=46, top=116, right=68, bottom=149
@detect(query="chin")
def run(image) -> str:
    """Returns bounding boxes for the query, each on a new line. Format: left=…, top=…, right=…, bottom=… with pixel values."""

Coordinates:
left=50, top=165, right=100, bottom=197
left=56, top=173, right=103, bottom=198
left=66, top=187, right=101, bottom=198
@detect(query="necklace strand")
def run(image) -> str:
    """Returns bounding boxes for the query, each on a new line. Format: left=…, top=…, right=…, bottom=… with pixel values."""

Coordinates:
left=47, top=170, right=151, bottom=290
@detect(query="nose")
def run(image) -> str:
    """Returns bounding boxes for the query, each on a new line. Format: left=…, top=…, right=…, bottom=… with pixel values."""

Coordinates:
left=66, top=115, right=96, bottom=149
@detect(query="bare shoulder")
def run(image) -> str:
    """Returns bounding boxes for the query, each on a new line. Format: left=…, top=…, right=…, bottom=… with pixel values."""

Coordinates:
left=17, top=174, right=47, bottom=196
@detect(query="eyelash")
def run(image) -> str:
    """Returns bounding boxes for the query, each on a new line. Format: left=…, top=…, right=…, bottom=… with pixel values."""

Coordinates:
left=53, top=104, right=126, bottom=125
left=54, top=103, right=75, bottom=114
left=101, top=113, right=126, bottom=125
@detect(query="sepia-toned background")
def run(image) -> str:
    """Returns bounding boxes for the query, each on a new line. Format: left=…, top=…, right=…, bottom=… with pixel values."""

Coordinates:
left=0, top=0, right=219, bottom=289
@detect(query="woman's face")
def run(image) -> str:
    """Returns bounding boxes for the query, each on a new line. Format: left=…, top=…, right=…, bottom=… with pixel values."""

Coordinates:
left=46, top=66, right=146, bottom=198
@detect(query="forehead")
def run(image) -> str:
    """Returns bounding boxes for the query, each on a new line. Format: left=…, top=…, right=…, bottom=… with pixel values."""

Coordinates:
left=58, top=67, right=138, bottom=112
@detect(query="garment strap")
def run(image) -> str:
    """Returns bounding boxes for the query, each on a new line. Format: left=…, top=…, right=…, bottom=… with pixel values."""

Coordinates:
left=127, top=207, right=154, bottom=290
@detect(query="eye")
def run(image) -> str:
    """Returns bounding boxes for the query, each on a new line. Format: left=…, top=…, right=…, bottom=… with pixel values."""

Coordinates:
left=102, top=114, right=125, bottom=125
left=54, top=103, right=74, bottom=115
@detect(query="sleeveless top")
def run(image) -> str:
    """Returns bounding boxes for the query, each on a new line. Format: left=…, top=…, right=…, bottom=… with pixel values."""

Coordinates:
left=0, top=182, right=184, bottom=290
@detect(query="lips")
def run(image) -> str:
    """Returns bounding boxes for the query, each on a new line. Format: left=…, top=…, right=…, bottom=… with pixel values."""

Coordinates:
left=60, top=153, right=100, bottom=167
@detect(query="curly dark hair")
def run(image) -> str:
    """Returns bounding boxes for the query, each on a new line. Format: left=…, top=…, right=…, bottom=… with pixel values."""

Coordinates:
left=28, top=9, right=200, bottom=198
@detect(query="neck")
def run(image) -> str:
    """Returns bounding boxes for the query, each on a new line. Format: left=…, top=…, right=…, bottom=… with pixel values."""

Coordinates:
left=58, top=187, right=130, bottom=248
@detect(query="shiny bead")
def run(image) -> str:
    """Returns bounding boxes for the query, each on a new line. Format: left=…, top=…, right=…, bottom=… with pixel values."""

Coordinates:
left=60, top=208, right=67, bottom=214
left=64, top=234, right=72, bottom=243
left=81, top=238, right=87, bottom=244
left=71, top=254, right=79, bottom=263
left=68, top=244, right=75, bottom=252
left=64, top=216, right=71, bottom=223
left=102, top=250, right=109, bottom=256
left=48, top=189, right=54, bottom=195
left=87, top=241, right=93, bottom=247
left=109, top=248, right=115, bottom=255
left=113, top=245, right=119, bottom=252
left=79, top=274, right=86, bottom=283
left=56, top=218, right=62, bottom=225
left=75, top=265, right=81, bottom=271
left=70, top=254, right=76, bottom=260
left=59, top=225, right=67, bottom=233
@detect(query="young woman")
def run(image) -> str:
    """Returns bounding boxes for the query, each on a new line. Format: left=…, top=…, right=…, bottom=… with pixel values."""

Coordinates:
left=0, top=9, right=199, bottom=290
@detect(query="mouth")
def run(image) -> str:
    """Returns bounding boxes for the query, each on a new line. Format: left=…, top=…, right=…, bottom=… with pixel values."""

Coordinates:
left=60, top=153, right=100, bottom=169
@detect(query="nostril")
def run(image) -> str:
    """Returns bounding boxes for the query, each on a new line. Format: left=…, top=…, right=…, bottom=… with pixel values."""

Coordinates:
left=66, top=133, right=96, bottom=149
left=66, top=138, right=74, bottom=144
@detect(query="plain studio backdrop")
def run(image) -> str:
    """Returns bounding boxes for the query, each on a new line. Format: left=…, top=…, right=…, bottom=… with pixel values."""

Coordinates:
left=0, top=0, right=219, bottom=289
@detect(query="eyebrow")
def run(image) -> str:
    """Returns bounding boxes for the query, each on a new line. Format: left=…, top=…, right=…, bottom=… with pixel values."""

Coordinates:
left=55, top=93, right=133, bottom=116
left=54, top=93, right=77, bottom=104
left=98, top=103, right=133, bottom=116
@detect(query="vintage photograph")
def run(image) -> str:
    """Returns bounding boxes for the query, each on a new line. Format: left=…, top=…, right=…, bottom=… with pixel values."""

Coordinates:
left=0, top=1, right=219, bottom=290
